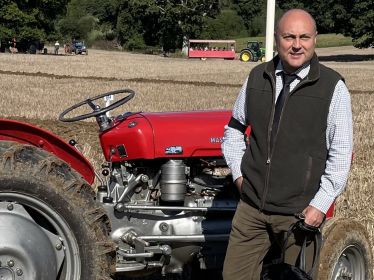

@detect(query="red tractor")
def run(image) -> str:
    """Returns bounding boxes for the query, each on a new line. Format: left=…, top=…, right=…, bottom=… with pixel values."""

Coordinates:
left=0, top=89, right=371, bottom=279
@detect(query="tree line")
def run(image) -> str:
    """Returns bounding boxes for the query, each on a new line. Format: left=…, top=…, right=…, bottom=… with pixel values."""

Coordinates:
left=0, top=0, right=373, bottom=51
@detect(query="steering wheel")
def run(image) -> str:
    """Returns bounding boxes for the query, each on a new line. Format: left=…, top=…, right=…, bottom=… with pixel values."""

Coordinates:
left=59, top=89, right=135, bottom=122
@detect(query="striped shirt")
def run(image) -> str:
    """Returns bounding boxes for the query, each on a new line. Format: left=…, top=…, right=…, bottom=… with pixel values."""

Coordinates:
left=221, top=61, right=353, bottom=214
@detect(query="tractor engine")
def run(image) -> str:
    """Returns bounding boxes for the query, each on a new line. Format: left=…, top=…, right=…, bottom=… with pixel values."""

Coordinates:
left=98, top=158, right=237, bottom=276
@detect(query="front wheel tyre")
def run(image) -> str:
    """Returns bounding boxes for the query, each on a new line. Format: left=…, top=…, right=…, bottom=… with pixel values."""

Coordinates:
left=318, top=218, right=372, bottom=280
left=0, top=141, right=116, bottom=280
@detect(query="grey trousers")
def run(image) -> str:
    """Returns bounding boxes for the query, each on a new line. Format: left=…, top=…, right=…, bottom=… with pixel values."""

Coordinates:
left=223, top=199, right=317, bottom=280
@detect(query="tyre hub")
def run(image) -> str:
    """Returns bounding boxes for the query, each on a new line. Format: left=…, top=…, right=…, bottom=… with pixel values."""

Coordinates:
left=0, top=202, right=65, bottom=279
left=333, top=245, right=365, bottom=280
left=242, top=53, right=249, bottom=61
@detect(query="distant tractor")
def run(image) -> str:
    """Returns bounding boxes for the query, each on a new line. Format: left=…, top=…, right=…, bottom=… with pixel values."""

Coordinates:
left=0, top=38, right=44, bottom=54
left=65, top=42, right=88, bottom=55
left=240, top=41, right=266, bottom=62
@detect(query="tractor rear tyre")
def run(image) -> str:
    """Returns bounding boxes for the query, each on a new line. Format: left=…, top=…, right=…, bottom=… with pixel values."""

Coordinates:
left=240, top=50, right=253, bottom=62
left=0, top=141, right=116, bottom=280
left=65, top=44, right=70, bottom=54
left=318, top=218, right=372, bottom=280
left=29, top=44, right=37, bottom=54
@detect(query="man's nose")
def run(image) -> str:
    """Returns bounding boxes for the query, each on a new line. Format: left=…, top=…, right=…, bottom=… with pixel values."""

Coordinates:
left=292, top=38, right=301, bottom=49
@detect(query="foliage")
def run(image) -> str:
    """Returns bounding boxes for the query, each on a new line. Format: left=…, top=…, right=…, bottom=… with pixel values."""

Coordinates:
left=116, top=0, right=221, bottom=51
left=330, top=0, right=374, bottom=48
left=2, top=0, right=373, bottom=50
left=0, top=0, right=68, bottom=40
left=57, top=0, right=117, bottom=42
left=230, top=0, right=284, bottom=36
left=200, top=9, right=248, bottom=39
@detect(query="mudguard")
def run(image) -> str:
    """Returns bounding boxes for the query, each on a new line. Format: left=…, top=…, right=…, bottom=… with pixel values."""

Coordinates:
left=0, top=119, right=94, bottom=184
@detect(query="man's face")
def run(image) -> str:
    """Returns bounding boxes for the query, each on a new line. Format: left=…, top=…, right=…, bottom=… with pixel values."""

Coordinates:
left=275, top=11, right=317, bottom=73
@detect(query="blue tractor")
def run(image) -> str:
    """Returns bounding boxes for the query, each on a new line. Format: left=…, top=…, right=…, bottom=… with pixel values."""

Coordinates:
left=65, top=42, right=88, bottom=55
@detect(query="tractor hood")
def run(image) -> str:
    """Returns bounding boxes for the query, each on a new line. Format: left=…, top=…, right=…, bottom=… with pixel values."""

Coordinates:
left=99, top=110, right=251, bottom=161
left=141, top=110, right=232, bottom=158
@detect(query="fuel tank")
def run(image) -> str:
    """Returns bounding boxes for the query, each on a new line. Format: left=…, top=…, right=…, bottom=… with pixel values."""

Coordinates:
left=99, top=110, right=250, bottom=162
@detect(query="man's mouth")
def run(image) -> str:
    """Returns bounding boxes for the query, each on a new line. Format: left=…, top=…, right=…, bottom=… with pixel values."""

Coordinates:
left=290, top=52, right=303, bottom=57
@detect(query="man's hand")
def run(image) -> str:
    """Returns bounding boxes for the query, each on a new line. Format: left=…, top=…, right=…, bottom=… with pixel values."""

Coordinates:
left=302, top=205, right=325, bottom=227
left=235, top=177, right=243, bottom=193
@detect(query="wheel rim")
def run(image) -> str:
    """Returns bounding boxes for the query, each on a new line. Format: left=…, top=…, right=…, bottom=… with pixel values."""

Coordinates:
left=241, top=53, right=250, bottom=61
left=332, top=245, right=365, bottom=280
left=261, top=56, right=266, bottom=62
left=0, top=193, right=81, bottom=280
left=201, top=57, right=207, bottom=61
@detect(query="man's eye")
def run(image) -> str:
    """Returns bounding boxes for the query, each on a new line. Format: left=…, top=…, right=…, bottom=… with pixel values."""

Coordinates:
left=300, top=35, right=311, bottom=40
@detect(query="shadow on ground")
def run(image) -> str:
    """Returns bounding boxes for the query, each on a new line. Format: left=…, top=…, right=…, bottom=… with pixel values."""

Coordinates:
left=318, top=54, right=374, bottom=62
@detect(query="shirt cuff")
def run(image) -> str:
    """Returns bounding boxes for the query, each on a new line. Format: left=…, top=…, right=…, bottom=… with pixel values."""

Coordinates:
left=230, top=161, right=243, bottom=182
left=309, top=190, right=335, bottom=214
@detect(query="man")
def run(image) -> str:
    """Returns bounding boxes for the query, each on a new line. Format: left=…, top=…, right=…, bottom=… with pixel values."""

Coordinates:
left=54, top=41, right=60, bottom=55
left=221, top=9, right=353, bottom=280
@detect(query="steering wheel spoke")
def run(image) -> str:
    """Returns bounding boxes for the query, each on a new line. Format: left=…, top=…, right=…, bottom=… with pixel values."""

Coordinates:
left=86, top=99, right=97, bottom=110
left=59, top=89, right=135, bottom=122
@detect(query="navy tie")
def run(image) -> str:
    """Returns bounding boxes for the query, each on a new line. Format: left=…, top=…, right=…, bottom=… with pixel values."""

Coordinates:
left=270, top=73, right=297, bottom=151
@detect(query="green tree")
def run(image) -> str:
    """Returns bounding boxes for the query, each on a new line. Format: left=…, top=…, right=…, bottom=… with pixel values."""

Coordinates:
left=200, top=9, right=248, bottom=39
left=330, top=0, right=374, bottom=48
left=0, top=0, right=68, bottom=40
left=57, top=0, right=118, bottom=43
left=231, top=0, right=266, bottom=35
left=116, top=0, right=221, bottom=51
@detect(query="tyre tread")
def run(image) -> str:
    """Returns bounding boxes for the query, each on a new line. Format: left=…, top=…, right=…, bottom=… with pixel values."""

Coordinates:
left=0, top=141, right=116, bottom=279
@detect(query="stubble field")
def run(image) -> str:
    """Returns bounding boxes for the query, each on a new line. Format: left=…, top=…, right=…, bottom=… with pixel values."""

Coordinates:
left=1, top=46, right=374, bottom=269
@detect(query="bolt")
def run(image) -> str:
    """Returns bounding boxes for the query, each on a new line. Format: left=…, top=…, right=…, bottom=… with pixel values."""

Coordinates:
left=159, top=222, right=169, bottom=232
left=55, top=243, right=62, bottom=250
left=16, top=268, right=23, bottom=276
left=7, top=260, right=14, bottom=267
left=141, top=175, right=149, bottom=182
left=140, top=193, right=145, bottom=199
left=7, top=204, right=13, bottom=211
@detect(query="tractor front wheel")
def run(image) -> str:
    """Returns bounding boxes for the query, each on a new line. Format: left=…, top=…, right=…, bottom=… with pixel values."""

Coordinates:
left=0, top=141, right=116, bottom=280
left=318, top=218, right=372, bottom=280
left=260, top=55, right=266, bottom=62
left=240, top=50, right=253, bottom=62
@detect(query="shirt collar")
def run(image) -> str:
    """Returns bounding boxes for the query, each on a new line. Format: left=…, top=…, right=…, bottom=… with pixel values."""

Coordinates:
left=275, top=60, right=311, bottom=80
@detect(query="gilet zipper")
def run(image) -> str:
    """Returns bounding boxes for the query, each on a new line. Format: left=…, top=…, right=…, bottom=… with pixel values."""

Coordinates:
left=259, top=74, right=314, bottom=212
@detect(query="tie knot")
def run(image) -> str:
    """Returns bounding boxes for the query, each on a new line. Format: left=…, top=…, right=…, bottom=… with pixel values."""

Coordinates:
left=282, top=73, right=297, bottom=86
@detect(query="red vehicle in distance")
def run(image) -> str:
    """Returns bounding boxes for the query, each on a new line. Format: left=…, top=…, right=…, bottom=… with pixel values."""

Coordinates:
left=188, top=39, right=236, bottom=60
